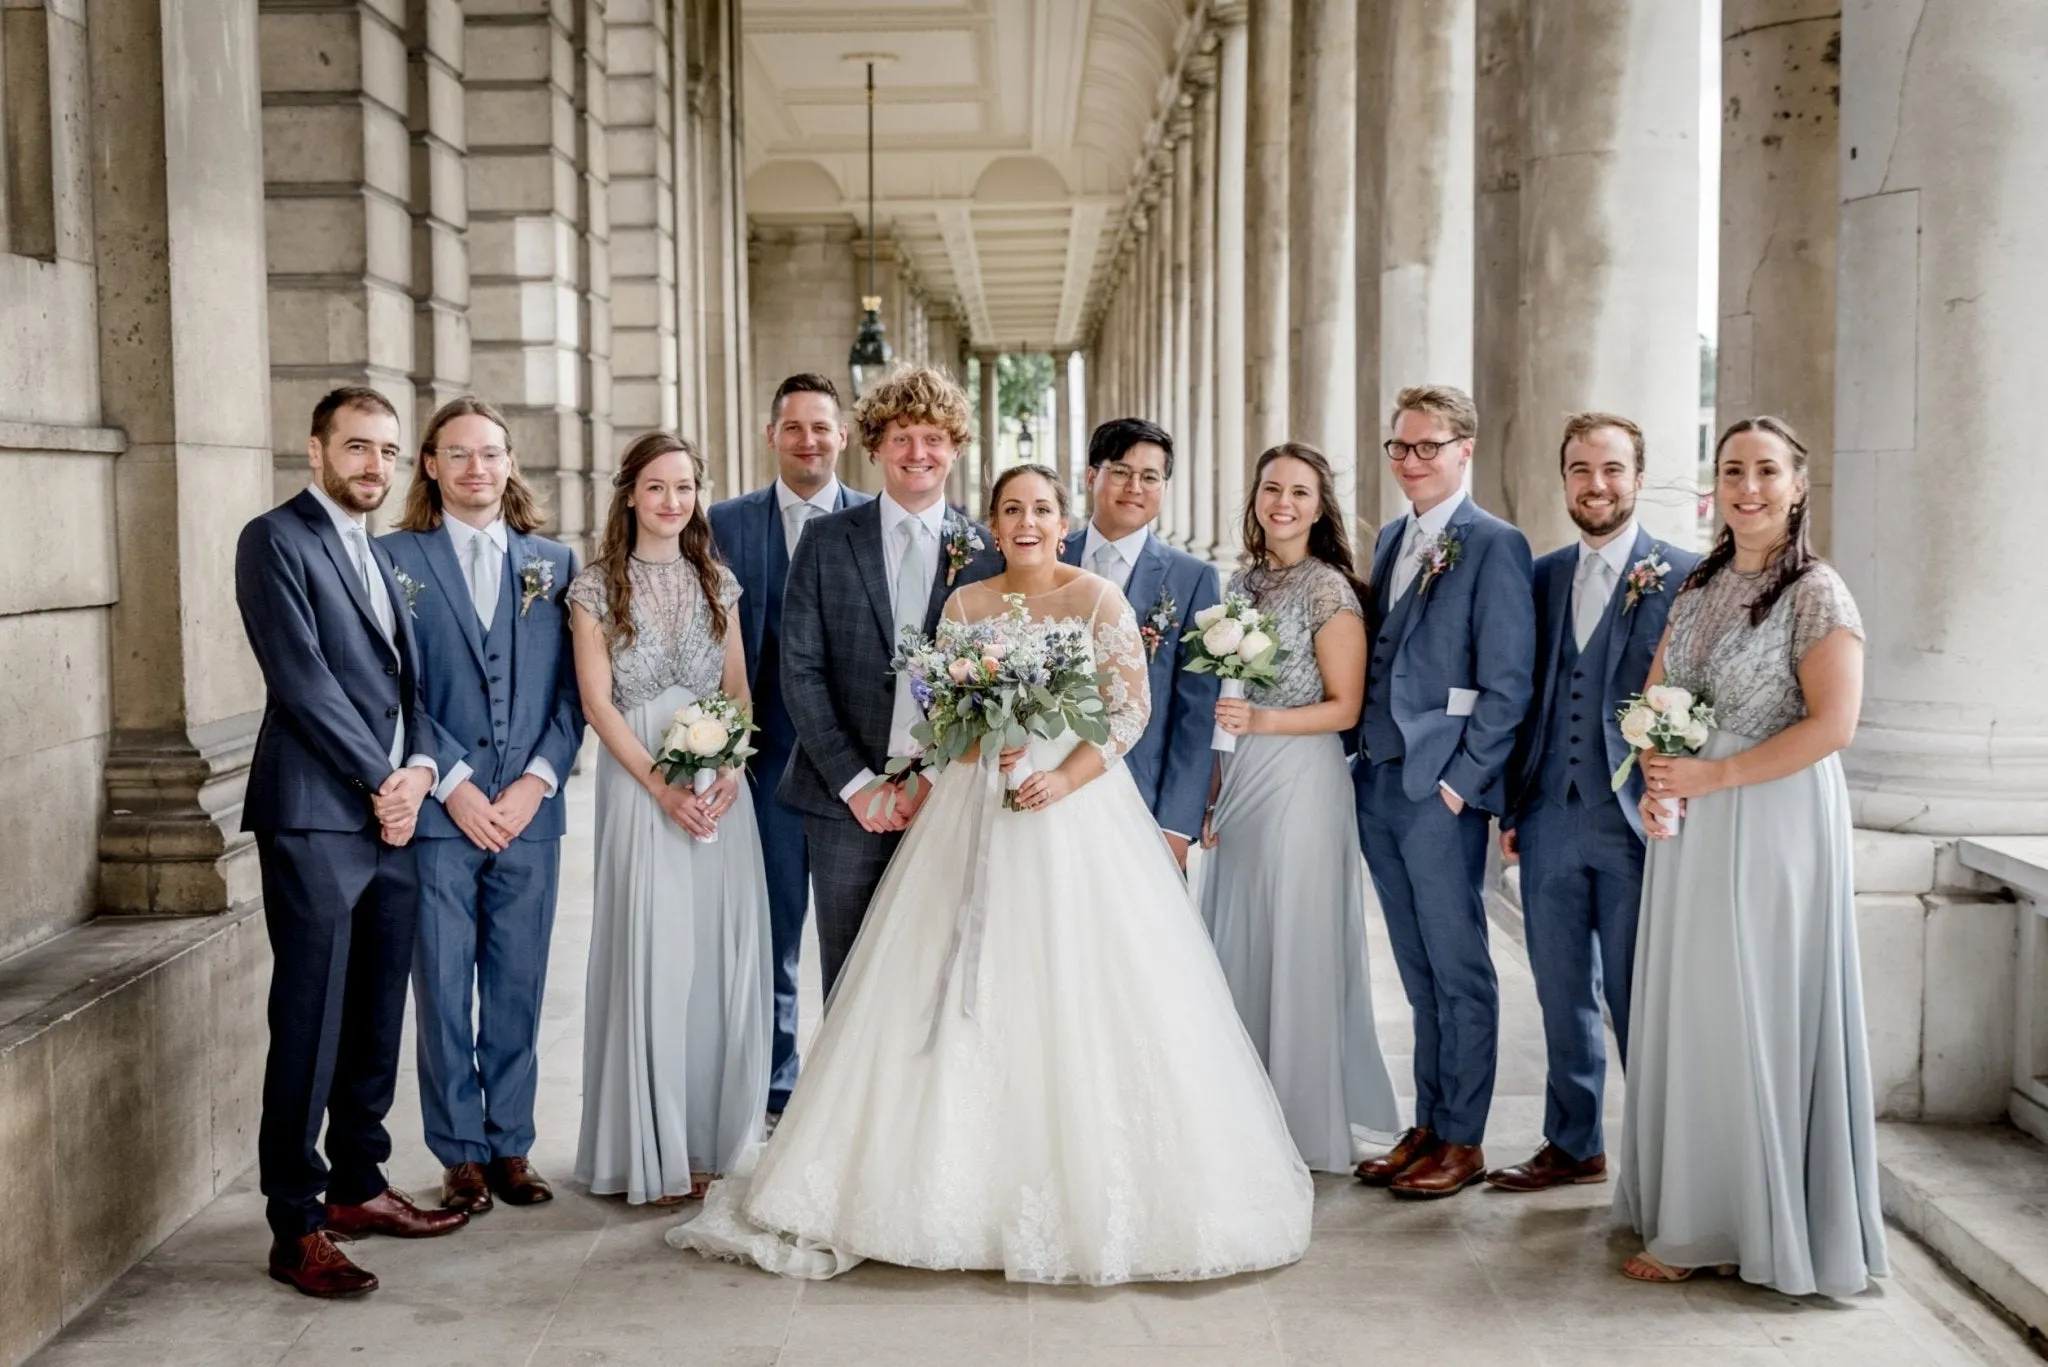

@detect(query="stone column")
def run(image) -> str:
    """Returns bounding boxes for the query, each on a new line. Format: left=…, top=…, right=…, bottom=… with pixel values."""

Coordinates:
left=1287, top=0, right=1357, bottom=519
left=1053, top=348, right=1077, bottom=498
left=1354, top=0, right=1391, bottom=525
left=89, top=0, right=272, bottom=914
left=1212, top=6, right=1250, bottom=557
left=1717, top=0, right=1838, bottom=552
left=1835, top=1, right=2048, bottom=838
left=572, top=0, right=612, bottom=536
left=1515, top=0, right=1702, bottom=553
left=747, top=222, right=860, bottom=485
left=976, top=350, right=999, bottom=502
left=608, top=0, right=680, bottom=435
left=1244, top=0, right=1289, bottom=455
left=1151, top=193, right=1178, bottom=540
left=1473, top=0, right=1524, bottom=524
left=406, top=0, right=471, bottom=430
left=1377, top=0, right=1474, bottom=527
left=1187, top=55, right=1220, bottom=561
left=689, top=0, right=747, bottom=497
left=1169, top=119, right=1196, bottom=545
left=258, top=0, right=415, bottom=509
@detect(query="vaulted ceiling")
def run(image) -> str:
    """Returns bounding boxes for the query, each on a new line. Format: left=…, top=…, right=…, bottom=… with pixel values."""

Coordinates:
left=740, top=0, right=1193, bottom=352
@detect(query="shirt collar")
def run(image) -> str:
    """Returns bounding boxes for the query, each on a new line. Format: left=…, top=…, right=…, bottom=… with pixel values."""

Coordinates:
left=1083, top=520, right=1149, bottom=566
left=879, top=491, right=948, bottom=541
left=776, top=477, right=840, bottom=516
left=1407, top=488, right=1467, bottom=541
left=307, top=480, right=367, bottom=534
left=1579, top=521, right=1639, bottom=581
left=443, top=514, right=508, bottom=557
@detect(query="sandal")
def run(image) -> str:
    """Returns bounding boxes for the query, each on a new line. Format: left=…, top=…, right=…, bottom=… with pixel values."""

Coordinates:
left=1622, top=1252, right=1738, bottom=1284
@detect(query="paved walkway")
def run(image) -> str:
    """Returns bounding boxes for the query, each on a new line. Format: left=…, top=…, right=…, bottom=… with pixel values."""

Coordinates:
left=32, top=785, right=2039, bottom=1366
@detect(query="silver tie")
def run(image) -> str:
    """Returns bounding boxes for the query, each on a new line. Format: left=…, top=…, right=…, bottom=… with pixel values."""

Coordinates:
left=1574, top=553, right=1613, bottom=651
left=1392, top=520, right=1426, bottom=600
left=783, top=499, right=819, bottom=557
left=468, top=532, right=499, bottom=632
left=1090, top=541, right=1124, bottom=588
left=348, top=524, right=394, bottom=641
left=889, top=517, right=933, bottom=756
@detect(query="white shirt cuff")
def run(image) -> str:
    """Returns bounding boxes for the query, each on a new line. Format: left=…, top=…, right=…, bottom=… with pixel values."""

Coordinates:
left=432, top=759, right=471, bottom=806
left=1439, top=780, right=1464, bottom=805
left=839, top=768, right=879, bottom=803
left=524, top=757, right=560, bottom=799
left=407, top=754, right=440, bottom=785
left=1161, top=829, right=1190, bottom=842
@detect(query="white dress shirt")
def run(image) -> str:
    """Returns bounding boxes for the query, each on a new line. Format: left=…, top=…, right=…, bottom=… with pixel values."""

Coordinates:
left=1081, top=522, right=1149, bottom=593
left=432, top=515, right=560, bottom=805
left=839, top=493, right=951, bottom=803
left=775, top=477, right=840, bottom=557
left=306, top=482, right=437, bottom=782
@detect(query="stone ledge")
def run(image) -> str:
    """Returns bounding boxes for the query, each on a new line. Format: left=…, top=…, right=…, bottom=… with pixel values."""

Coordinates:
left=1880, top=1121, right=2048, bottom=1349
left=0, top=420, right=124, bottom=456
left=1961, top=838, right=2048, bottom=901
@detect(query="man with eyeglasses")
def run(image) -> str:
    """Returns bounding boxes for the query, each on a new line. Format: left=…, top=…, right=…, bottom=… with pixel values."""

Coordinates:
left=1059, top=418, right=1220, bottom=868
left=1351, top=384, right=1534, bottom=1200
left=383, top=396, right=585, bottom=1217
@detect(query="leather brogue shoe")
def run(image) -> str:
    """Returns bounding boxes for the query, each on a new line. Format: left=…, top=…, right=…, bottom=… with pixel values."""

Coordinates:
left=1391, top=1143, right=1487, bottom=1199
left=268, top=1231, right=377, bottom=1298
left=487, top=1156, right=554, bottom=1206
left=442, top=1162, right=494, bottom=1214
left=1485, top=1142, right=1607, bottom=1192
left=326, top=1186, right=470, bottom=1239
left=1355, top=1127, right=1441, bottom=1186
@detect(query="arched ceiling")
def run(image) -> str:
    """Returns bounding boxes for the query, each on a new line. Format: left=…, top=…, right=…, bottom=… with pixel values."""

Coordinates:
left=740, top=0, right=1193, bottom=351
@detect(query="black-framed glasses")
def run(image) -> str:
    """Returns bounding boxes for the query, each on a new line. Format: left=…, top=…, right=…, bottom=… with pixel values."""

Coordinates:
left=1383, top=438, right=1465, bottom=463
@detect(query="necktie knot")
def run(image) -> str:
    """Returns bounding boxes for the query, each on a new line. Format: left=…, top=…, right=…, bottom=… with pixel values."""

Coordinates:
left=1091, top=542, right=1121, bottom=578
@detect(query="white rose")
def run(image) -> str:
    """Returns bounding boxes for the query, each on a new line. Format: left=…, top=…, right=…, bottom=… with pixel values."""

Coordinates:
left=1683, top=719, right=1711, bottom=750
left=1644, top=684, right=1693, bottom=718
left=660, top=721, right=689, bottom=755
left=1236, top=629, right=1273, bottom=663
left=684, top=717, right=730, bottom=757
left=1619, top=705, right=1655, bottom=748
left=1193, top=603, right=1227, bottom=630
left=676, top=702, right=705, bottom=726
left=1202, top=618, right=1246, bottom=657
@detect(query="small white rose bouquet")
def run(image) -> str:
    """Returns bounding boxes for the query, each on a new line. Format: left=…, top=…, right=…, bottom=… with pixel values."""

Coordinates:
left=1182, top=593, right=1287, bottom=753
left=1611, top=683, right=1715, bottom=836
left=652, top=693, right=759, bottom=843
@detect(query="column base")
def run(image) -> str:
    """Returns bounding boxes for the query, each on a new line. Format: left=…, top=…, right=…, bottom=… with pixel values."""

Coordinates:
left=97, top=712, right=261, bottom=916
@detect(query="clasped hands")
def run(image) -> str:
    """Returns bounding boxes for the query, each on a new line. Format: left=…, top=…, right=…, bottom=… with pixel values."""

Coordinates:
left=653, top=770, right=740, bottom=840
left=445, top=774, right=553, bottom=852
left=849, top=770, right=932, bottom=833
left=1636, top=751, right=1726, bottom=841
left=372, top=765, right=435, bottom=846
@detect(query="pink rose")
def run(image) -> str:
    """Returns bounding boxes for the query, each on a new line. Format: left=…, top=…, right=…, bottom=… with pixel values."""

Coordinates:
left=947, top=657, right=975, bottom=683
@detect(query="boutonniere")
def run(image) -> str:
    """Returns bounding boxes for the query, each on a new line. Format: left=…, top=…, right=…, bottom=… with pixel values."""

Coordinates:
left=517, top=556, right=556, bottom=617
left=1141, top=588, right=1178, bottom=660
left=392, top=568, right=425, bottom=618
left=943, top=524, right=984, bottom=586
left=1622, top=546, right=1671, bottom=612
left=1415, top=530, right=1464, bottom=597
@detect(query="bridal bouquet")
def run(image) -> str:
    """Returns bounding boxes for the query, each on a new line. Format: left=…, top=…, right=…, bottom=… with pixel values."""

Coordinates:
left=651, top=693, right=759, bottom=843
left=890, top=594, right=1111, bottom=811
left=1181, top=594, right=1286, bottom=753
left=1611, top=683, right=1715, bottom=836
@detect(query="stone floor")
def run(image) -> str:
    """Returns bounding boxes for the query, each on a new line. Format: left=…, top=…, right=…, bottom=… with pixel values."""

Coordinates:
left=30, top=786, right=2044, bottom=1367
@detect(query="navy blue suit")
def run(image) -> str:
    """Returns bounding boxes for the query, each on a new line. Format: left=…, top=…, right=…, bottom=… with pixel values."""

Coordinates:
left=1353, top=496, right=1534, bottom=1149
left=1060, top=529, right=1221, bottom=840
left=381, top=524, right=583, bottom=1167
left=1504, top=527, right=1697, bottom=1160
left=708, top=481, right=869, bottom=1109
left=236, top=489, right=467, bottom=1242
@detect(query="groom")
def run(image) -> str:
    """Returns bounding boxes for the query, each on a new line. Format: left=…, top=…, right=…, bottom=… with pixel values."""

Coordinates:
left=1353, top=384, right=1534, bottom=1199
left=1491, top=413, right=1698, bottom=1191
left=779, top=364, right=1001, bottom=994
left=1060, top=418, right=1219, bottom=867
left=709, top=373, right=870, bottom=1115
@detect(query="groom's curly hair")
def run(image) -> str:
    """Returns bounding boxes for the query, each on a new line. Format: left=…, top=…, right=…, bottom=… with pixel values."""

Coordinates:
left=853, top=364, right=974, bottom=455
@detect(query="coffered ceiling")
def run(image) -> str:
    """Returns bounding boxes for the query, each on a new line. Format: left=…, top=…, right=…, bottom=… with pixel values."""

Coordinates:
left=740, top=0, right=1194, bottom=351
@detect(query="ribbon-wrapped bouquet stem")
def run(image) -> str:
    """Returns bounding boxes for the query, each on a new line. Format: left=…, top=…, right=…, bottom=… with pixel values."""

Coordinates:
left=651, top=693, right=759, bottom=844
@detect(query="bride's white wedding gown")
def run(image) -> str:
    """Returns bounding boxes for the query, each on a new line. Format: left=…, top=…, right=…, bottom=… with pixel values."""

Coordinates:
left=667, top=576, right=1313, bottom=1284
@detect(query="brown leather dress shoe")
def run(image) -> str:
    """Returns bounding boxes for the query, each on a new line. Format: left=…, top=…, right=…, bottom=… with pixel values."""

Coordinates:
left=1486, top=1142, right=1607, bottom=1192
left=1391, top=1143, right=1487, bottom=1199
left=326, top=1186, right=470, bottom=1239
left=487, top=1156, right=554, bottom=1206
left=442, top=1162, right=494, bottom=1214
left=1355, top=1127, right=1441, bottom=1186
left=268, top=1231, right=377, bottom=1297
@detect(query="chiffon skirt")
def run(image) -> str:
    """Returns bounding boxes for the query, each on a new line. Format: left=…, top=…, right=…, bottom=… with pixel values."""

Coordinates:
left=574, top=684, right=772, bottom=1203
left=1614, top=731, right=1888, bottom=1296
left=668, top=738, right=1313, bottom=1284
left=1198, top=731, right=1401, bottom=1171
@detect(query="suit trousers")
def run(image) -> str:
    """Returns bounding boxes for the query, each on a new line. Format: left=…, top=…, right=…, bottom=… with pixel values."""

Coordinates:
left=1355, top=761, right=1498, bottom=1147
left=256, top=829, right=419, bottom=1241
left=411, top=834, right=562, bottom=1167
left=1515, top=794, right=1644, bottom=1160
left=803, top=812, right=902, bottom=1001
left=752, top=747, right=811, bottom=1110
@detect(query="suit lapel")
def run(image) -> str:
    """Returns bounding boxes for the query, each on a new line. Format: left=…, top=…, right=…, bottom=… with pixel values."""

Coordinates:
left=848, top=499, right=897, bottom=646
left=1600, top=527, right=1654, bottom=693
left=298, top=492, right=395, bottom=657
left=366, top=536, right=407, bottom=666
left=758, top=490, right=785, bottom=660
left=1059, top=529, right=1085, bottom=570
left=1368, top=518, right=1405, bottom=625
left=1541, top=550, right=1574, bottom=723
left=1397, top=499, right=1475, bottom=653
left=1124, top=535, right=1167, bottom=622
left=422, top=525, right=488, bottom=673
left=924, top=512, right=965, bottom=630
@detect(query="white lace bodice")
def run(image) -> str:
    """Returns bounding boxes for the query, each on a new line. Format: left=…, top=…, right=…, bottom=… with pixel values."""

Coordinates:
left=941, top=575, right=1151, bottom=764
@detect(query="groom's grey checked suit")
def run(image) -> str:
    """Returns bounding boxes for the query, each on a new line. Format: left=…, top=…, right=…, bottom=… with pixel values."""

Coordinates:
left=778, top=495, right=1001, bottom=994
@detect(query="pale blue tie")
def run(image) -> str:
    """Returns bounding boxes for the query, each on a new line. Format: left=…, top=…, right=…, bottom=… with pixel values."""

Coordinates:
left=890, top=517, right=933, bottom=755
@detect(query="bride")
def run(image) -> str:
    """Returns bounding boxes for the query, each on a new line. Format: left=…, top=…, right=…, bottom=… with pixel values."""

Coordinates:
left=668, top=463, right=1313, bottom=1285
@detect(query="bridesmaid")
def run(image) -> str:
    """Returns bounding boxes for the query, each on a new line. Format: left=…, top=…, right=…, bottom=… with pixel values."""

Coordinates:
left=1615, top=416, right=1887, bottom=1294
left=1200, top=442, right=1400, bottom=1172
left=568, top=432, right=771, bottom=1205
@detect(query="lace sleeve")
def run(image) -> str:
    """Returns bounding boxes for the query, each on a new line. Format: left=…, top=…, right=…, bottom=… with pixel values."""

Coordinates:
left=715, top=564, right=742, bottom=614
left=1089, top=584, right=1151, bottom=763
left=1304, top=561, right=1362, bottom=634
left=1790, top=565, right=1863, bottom=665
left=565, top=564, right=607, bottom=623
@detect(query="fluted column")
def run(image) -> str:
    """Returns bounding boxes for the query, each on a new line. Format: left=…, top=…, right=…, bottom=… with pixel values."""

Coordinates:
left=1514, top=0, right=1702, bottom=553
left=1354, top=0, right=1391, bottom=525
left=1212, top=5, right=1250, bottom=557
left=1717, top=0, right=1838, bottom=552
left=1244, top=0, right=1290, bottom=456
left=1169, top=118, right=1196, bottom=545
left=1188, top=55, right=1220, bottom=561
left=1473, top=0, right=1524, bottom=524
left=1287, top=0, right=1357, bottom=519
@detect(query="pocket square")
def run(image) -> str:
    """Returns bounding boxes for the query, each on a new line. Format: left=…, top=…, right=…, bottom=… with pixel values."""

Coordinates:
left=1446, top=688, right=1479, bottom=718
